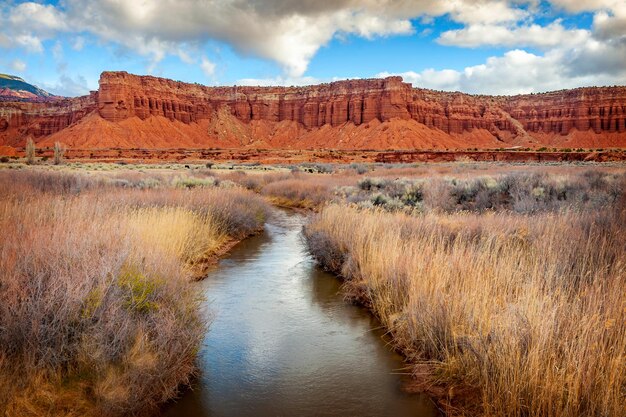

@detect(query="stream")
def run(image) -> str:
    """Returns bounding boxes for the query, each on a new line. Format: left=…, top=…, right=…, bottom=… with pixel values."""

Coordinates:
left=163, top=209, right=438, bottom=417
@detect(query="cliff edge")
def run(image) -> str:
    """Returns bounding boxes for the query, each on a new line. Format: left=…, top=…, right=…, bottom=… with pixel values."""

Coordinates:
left=1, top=71, right=624, bottom=150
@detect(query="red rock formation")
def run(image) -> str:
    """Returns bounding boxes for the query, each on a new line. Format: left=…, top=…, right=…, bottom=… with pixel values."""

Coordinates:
left=0, top=71, right=625, bottom=150
left=0, top=92, right=97, bottom=146
left=95, top=72, right=626, bottom=139
left=97, top=72, right=414, bottom=127
left=504, top=87, right=626, bottom=135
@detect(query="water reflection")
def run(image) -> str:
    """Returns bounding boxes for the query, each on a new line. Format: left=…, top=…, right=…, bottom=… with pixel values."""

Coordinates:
left=163, top=210, right=437, bottom=417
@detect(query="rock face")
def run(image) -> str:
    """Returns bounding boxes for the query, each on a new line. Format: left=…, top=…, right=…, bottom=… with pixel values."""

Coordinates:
left=0, top=93, right=97, bottom=146
left=97, top=72, right=626, bottom=136
left=1, top=71, right=625, bottom=149
left=504, top=88, right=626, bottom=135
left=98, top=72, right=413, bottom=127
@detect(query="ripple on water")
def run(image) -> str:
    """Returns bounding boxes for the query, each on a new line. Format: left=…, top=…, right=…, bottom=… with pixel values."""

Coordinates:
left=163, top=209, right=439, bottom=417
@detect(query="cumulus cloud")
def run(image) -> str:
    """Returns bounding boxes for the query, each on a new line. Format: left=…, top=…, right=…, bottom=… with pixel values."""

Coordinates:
left=448, top=0, right=529, bottom=24
left=9, top=59, right=26, bottom=73
left=0, top=0, right=624, bottom=94
left=1, top=0, right=525, bottom=77
left=13, top=34, right=44, bottom=53
left=8, top=2, right=67, bottom=34
left=200, top=57, right=216, bottom=77
left=593, top=6, right=626, bottom=40
left=549, top=0, right=621, bottom=13
left=438, top=20, right=591, bottom=48
left=428, top=0, right=626, bottom=92
left=55, top=0, right=421, bottom=77
left=237, top=75, right=320, bottom=87
left=379, top=46, right=626, bottom=95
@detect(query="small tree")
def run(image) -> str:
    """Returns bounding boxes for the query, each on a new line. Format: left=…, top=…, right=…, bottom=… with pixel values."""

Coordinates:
left=25, top=137, right=36, bottom=165
left=53, top=142, right=65, bottom=165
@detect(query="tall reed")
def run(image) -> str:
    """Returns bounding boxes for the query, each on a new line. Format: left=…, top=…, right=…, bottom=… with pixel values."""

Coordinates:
left=0, top=170, right=270, bottom=416
left=305, top=201, right=626, bottom=416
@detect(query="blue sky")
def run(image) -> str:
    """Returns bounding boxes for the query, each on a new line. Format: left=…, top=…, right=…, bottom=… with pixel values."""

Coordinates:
left=0, top=0, right=624, bottom=96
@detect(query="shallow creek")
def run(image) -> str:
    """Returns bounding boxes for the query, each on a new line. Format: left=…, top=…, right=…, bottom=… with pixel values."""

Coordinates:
left=163, top=209, right=438, bottom=417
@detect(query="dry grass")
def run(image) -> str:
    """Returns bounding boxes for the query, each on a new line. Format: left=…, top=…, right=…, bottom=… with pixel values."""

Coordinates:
left=305, top=194, right=626, bottom=416
left=261, top=178, right=335, bottom=209
left=212, top=163, right=626, bottom=213
left=0, top=169, right=270, bottom=416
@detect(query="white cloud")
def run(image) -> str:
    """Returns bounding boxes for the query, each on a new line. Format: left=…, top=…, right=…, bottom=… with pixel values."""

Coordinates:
left=593, top=6, right=626, bottom=40
left=9, top=59, right=26, bottom=73
left=380, top=46, right=626, bottom=95
left=0, top=33, right=9, bottom=48
left=8, top=2, right=67, bottom=33
left=42, top=74, right=91, bottom=97
left=200, top=56, right=216, bottom=77
left=429, top=0, right=626, bottom=92
left=0, top=0, right=624, bottom=95
left=448, top=0, right=529, bottom=24
left=14, top=34, right=44, bottom=53
left=438, top=20, right=591, bottom=48
left=72, top=36, right=85, bottom=51
left=548, top=0, right=621, bottom=13
left=378, top=69, right=461, bottom=91
left=52, top=40, right=63, bottom=61
left=0, top=0, right=467, bottom=77
left=237, top=75, right=320, bottom=87
left=50, top=0, right=424, bottom=77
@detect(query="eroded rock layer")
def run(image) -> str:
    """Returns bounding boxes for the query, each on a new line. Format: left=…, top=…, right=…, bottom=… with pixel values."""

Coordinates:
left=1, top=71, right=625, bottom=150
left=0, top=93, right=97, bottom=146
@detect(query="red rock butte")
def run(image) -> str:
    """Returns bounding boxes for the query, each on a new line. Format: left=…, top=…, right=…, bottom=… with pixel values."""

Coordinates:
left=1, top=71, right=625, bottom=151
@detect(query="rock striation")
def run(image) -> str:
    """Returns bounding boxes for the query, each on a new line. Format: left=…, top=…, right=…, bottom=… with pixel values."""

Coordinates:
left=1, top=71, right=625, bottom=149
left=0, top=93, right=97, bottom=146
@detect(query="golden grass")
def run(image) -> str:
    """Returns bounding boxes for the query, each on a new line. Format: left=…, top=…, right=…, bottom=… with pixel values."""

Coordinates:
left=127, top=207, right=228, bottom=273
left=0, top=169, right=270, bottom=416
left=305, top=203, right=626, bottom=416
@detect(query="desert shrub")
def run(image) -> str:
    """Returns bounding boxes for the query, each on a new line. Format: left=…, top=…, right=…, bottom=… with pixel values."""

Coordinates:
left=174, top=176, right=217, bottom=189
left=1, top=170, right=100, bottom=195
left=53, top=142, right=65, bottom=165
left=300, top=163, right=335, bottom=173
left=348, top=163, right=369, bottom=174
left=304, top=202, right=626, bottom=417
left=0, top=192, right=204, bottom=416
left=422, top=179, right=456, bottom=212
left=358, top=177, right=387, bottom=191
left=0, top=169, right=271, bottom=416
left=0, top=156, right=9, bottom=163
left=261, top=178, right=333, bottom=209
left=25, top=138, right=35, bottom=165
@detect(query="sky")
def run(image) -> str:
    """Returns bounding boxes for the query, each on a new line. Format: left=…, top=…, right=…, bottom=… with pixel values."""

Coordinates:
left=0, top=0, right=625, bottom=96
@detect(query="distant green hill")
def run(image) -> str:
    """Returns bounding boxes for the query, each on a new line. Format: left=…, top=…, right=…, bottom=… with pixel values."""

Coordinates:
left=0, top=74, right=55, bottom=98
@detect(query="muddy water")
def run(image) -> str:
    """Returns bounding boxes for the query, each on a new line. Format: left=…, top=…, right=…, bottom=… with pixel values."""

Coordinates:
left=163, top=210, right=437, bottom=417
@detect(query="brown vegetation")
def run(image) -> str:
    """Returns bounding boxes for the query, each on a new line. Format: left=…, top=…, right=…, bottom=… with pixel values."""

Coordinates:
left=0, top=169, right=270, bottom=416
left=3, top=146, right=626, bottom=166
left=304, top=170, right=626, bottom=416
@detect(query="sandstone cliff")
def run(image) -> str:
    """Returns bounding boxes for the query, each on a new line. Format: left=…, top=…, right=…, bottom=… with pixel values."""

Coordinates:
left=1, top=71, right=624, bottom=150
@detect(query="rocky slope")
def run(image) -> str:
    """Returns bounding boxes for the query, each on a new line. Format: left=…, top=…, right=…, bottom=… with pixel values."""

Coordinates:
left=0, top=74, right=58, bottom=102
left=1, top=71, right=625, bottom=150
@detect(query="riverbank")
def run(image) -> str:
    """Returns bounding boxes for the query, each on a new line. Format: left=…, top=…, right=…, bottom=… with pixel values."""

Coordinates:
left=0, top=169, right=270, bottom=416
left=2, top=162, right=625, bottom=416
left=303, top=181, right=626, bottom=416
left=163, top=209, right=439, bottom=417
